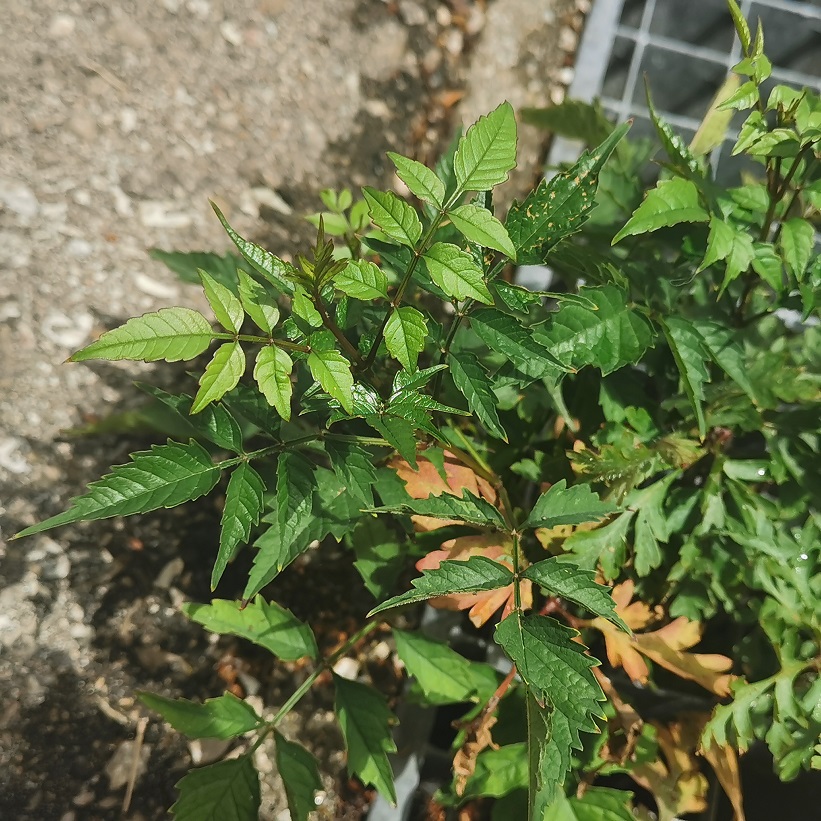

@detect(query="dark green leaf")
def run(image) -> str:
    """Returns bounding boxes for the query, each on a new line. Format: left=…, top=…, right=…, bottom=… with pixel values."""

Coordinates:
left=70, top=307, right=214, bottom=363
left=542, top=787, right=636, bottom=821
left=521, top=100, right=613, bottom=145
left=462, top=744, right=528, bottom=800
left=211, top=201, right=295, bottom=294
left=183, top=597, right=317, bottom=661
left=274, top=732, right=323, bottom=821
left=449, top=350, right=508, bottom=440
left=333, top=674, right=397, bottom=804
left=15, top=440, right=220, bottom=538
left=661, top=316, right=710, bottom=438
left=646, top=84, right=701, bottom=175
left=365, top=413, right=419, bottom=467
left=212, top=463, right=265, bottom=589
left=367, top=488, right=506, bottom=530
left=325, top=439, right=377, bottom=505
left=138, top=691, right=261, bottom=739
left=150, top=248, right=242, bottom=291
left=523, top=480, right=618, bottom=529
left=369, top=556, right=513, bottom=616
left=351, top=517, right=404, bottom=599
left=172, top=755, right=260, bottom=821
left=523, top=559, right=628, bottom=631
left=563, top=510, right=635, bottom=580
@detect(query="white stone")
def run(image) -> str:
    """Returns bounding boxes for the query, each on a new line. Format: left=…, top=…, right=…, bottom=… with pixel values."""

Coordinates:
left=48, top=14, right=76, bottom=39
left=0, top=178, right=39, bottom=220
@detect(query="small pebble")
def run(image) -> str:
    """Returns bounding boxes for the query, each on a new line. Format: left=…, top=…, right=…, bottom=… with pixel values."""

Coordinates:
left=48, top=14, right=76, bottom=39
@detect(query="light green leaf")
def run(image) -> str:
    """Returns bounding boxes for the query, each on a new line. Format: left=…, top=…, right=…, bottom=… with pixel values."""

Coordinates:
left=728, top=0, right=751, bottom=52
left=70, top=307, right=214, bottom=363
left=523, top=480, right=618, bottom=529
left=779, top=218, right=814, bottom=279
left=523, top=559, right=628, bottom=631
left=199, top=269, right=244, bottom=334
left=362, top=187, right=422, bottom=248
left=454, top=101, right=517, bottom=193
left=237, top=269, right=279, bottom=334
left=307, top=343, right=354, bottom=414
left=699, top=217, right=755, bottom=292
left=369, top=556, right=513, bottom=616
left=495, top=613, right=604, bottom=750
left=171, top=755, right=259, bottom=821
left=183, top=597, right=317, bottom=661
left=384, top=306, right=427, bottom=371
left=751, top=242, right=784, bottom=291
left=448, top=350, right=507, bottom=440
left=191, top=341, right=246, bottom=414
left=612, top=177, right=709, bottom=243
left=335, top=259, right=388, bottom=300
left=462, top=743, right=528, bottom=800
left=211, top=201, right=295, bottom=294
left=393, top=628, right=498, bottom=705
left=292, top=286, right=323, bottom=327
left=470, top=307, right=568, bottom=379
left=388, top=151, right=445, bottom=207
left=274, top=732, right=323, bottom=821
left=423, top=242, right=492, bottom=303
left=448, top=203, right=517, bottom=259
left=661, top=316, right=710, bottom=438
left=212, top=462, right=265, bottom=589
left=333, top=674, right=397, bottom=805
left=15, top=440, right=220, bottom=538
left=367, top=488, right=507, bottom=530
left=253, top=345, right=293, bottom=421
left=718, top=80, right=759, bottom=111
left=138, top=691, right=261, bottom=739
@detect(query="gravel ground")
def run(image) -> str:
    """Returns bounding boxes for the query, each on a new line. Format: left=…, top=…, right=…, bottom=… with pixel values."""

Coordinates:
left=0, top=1, right=577, bottom=818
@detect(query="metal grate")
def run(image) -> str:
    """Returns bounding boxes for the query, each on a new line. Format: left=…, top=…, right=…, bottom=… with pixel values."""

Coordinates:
left=553, top=0, right=821, bottom=180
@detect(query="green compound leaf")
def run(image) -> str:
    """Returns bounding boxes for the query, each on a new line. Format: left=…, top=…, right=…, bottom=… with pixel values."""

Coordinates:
left=307, top=342, right=355, bottom=414
left=454, top=101, right=517, bottom=193
left=183, top=597, right=317, bottom=661
left=139, top=385, right=244, bottom=452
left=470, top=307, right=569, bottom=379
left=15, top=440, right=220, bottom=538
left=423, top=242, right=493, bottom=303
left=191, top=341, right=246, bottom=414
left=393, top=628, right=498, bottom=705
left=362, top=187, right=423, bottom=248
left=335, top=259, right=388, bottom=300
left=237, top=269, right=279, bottom=334
left=274, top=732, right=323, bottom=821
left=661, top=316, right=710, bottom=439
left=138, top=691, right=262, bottom=740
left=199, top=269, right=244, bottom=334
left=532, top=285, right=655, bottom=376
left=612, top=177, right=709, bottom=243
left=70, top=307, right=214, bottom=363
left=384, top=306, right=428, bottom=372
left=448, top=350, right=508, bottom=441
left=448, top=203, right=517, bottom=259
left=253, top=345, right=293, bottom=421
left=171, top=755, right=260, bottom=821
left=646, top=85, right=701, bottom=175
left=388, top=151, right=445, bottom=208
left=699, top=217, right=756, bottom=293
left=523, top=480, right=618, bottom=529
left=368, top=556, right=513, bottom=616
left=333, top=674, right=398, bottom=805
left=779, top=218, right=814, bottom=279
left=212, top=462, right=265, bottom=590
left=367, top=488, right=507, bottom=530
left=211, top=201, right=295, bottom=294
left=523, top=558, right=629, bottom=631
left=495, top=613, right=604, bottom=768
left=506, top=122, right=630, bottom=264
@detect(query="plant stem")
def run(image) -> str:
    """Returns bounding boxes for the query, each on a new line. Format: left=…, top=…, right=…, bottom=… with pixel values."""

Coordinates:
left=511, top=531, right=522, bottom=612
left=211, top=332, right=309, bottom=353
left=315, top=297, right=363, bottom=364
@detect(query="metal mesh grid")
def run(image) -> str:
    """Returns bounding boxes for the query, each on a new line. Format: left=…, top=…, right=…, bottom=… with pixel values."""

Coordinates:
left=552, top=0, right=821, bottom=179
